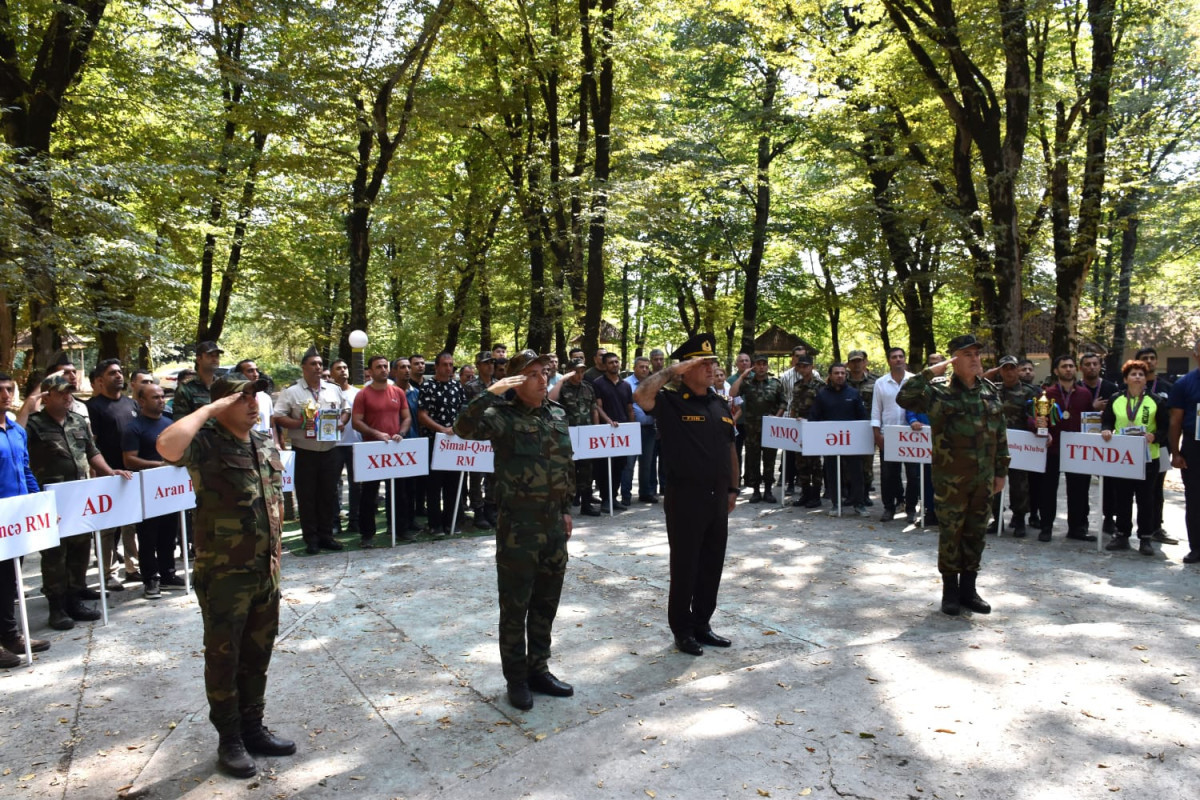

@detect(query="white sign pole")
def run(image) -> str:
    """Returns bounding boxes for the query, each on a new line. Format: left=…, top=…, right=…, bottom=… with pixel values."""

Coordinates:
left=836, top=456, right=843, bottom=517
left=179, top=510, right=191, bottom=595
left=999, top=483, right=1008, bottom=536
left=451, top=472, right=465, bottom=533
left=1097, top=475, right=1105, bottom=553
left=780, top=458, right=788, bottom=506
left=389, top=478, right=396, bottom=548
left=15, top=570, right=32, bottom=666
left=94, top=530, right=109, bottom=626
left=919, top=468, right=926, bottom=528
left=607, top=458, right=614, bottom=517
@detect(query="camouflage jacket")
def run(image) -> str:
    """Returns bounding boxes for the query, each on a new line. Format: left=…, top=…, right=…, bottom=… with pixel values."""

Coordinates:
left=172, top=375, right=212, bottom=419
left=453, top=393, right=575, bottom=518
left=739, top=376, right=787, bottom=426
left=896, top=370, right=1010, bottom=487
left=997, top=381, right=1039, bottom=431
left=847, top=372, right=878, bottom=411
left=556, top=380, right=598, bottom=426
left=463, top=376, right=494, bottom=401
left=25, top=409, right=98, bottom=485
left=790, top=376, right=826, bottom=419
left=170, top=423, right=284, bottom=577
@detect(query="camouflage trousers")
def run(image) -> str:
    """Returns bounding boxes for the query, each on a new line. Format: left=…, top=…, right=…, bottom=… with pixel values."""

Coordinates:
left=934, top=478, right=992, bottom=574
left=194, top=569, right=281, bottom=734
left=495, top=504, right=569, bottom=684
left=794, top=455, right=823, bottom=491
left=743, top=426, right=777, bottom=490
left=1000, top=468, right=1030, bottom=515
left=40, top=532, right=92, bottom=598
left=573, top=460, right=594, bottom=504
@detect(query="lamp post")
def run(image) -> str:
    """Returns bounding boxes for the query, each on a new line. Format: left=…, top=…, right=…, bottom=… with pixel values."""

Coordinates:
left=348, top=330, right=369, bottom=388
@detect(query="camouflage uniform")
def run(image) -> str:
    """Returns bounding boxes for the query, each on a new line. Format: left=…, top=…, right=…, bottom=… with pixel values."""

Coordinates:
left=847, top=372, right=879, bottom=494
left=26, top=409, right=97, bottom=600
left=996, top=382, right=1038, bottom=516
left=739, top=375, right=787, bottom=491
left=454, top=391, right=575, bottom=684
left=170, top=423, right=285, bottom=736
left=557, top=379, right=597, bottom=506
left=462, top=376, right=495, bottom=518
left=897, top=371, right=1009, bottom=574
left=790, top=376, right=826, bottom=495
left=172, top=375, right=212, bottom=419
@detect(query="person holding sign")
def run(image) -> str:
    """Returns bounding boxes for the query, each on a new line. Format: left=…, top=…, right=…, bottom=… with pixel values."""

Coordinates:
left=897, top=335, right=1009, bottom=616
left=549, top=358, right=602, bottom=517
left=1036, top=355, right=1097, bottom=542
left=1100, top=360, right=1170, bottom=555
left=454, top=350, right=576, bottom=711
left=986, top=356, right=1040, bottom=537
left=0, top=373, right=50, bottom=667
left=730, top=354, right=786, bottom=504
left=634, top=333, right=738, bottom=657
left=1168, top=340, right=1200, bottom=564
left=809, top=364, right=870, bottom=517
left=352, top=355, right=413, bottom=546
left=158, top=374, right=295, bottom=778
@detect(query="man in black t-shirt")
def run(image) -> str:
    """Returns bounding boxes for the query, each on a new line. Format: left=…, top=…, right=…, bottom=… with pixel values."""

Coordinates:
left=86, top=359, right=141, bottom=590
left=123, top=382, right=183, bottom=598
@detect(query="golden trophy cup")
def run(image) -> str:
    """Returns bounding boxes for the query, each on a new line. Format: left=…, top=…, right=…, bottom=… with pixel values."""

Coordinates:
left=1033, top=395, right=1051, bottom=438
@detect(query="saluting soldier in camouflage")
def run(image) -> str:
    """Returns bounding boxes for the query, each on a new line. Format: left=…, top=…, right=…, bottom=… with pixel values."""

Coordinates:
left=730, top=354, right=787, bottom=503
left=985, top=356, right=1040, bottom=536
left=172, top=340, right=223, bottom=418
left=549, top=357, right=601, bottom=516
left=788, top=355, right=826, bottom=508
left=455, top=349, right=577, bottom=712
left=897, top=335, right=1009, bottom=617
left=158, top=374, right=296, bottom=779
left=26, top=374, right=131, bottom=630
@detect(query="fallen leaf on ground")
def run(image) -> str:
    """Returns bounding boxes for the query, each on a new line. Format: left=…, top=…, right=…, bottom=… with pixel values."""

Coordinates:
left=935, top=729, right=956, bottom=734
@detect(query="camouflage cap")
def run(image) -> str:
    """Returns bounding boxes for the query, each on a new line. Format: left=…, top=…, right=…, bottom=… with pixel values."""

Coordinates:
left=475, top=350, right=494, bottom=364
left=796, top=354, right=814, bottom=366
left=998, top=355, right=1019, bottom=367
left=211, top=374, right=268, bottom=401
left=40, top=373, right=74, bottom=393
left=568, top=357, right=587, bottom=370
left=507, top=349, right=553, bottom=375
left=847, top=349, right=867, bottom=361
left=752, top=353, right=769, bottom=363
left=196, top=340, right=224, bottom=355
left=947, top=334, right=984, bottom=354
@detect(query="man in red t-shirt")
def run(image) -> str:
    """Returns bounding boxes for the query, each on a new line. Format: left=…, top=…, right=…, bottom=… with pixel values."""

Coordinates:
left=352, top=355, right=412, bottom=545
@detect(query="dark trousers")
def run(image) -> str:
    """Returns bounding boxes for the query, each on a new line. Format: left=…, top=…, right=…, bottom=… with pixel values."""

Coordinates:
left=1153, top=467, right=1167, bottom=529
left=664, top=484, right=729, bottom=638
left=880, top=456, right=918, bottom=512
left=598, top=456, right=627, bottom=503
left=0, top=559, right=19, bottom=639
left=136, top=513, right=179, bottom=582
left=294, top=448, right=340, bottom=546
left=1182, top=440, right=1200, bottom=553
left=825, top=455, right=865, bottom=507
left=333, top=445, right=360, bottom=531
left=360, top=478, right=407, bottom=539
left=1112, top=461, right=1157, bottom=538
left=1039, top=455, right=1091, bottom=532
left=424, top=435, right=462, bottom=530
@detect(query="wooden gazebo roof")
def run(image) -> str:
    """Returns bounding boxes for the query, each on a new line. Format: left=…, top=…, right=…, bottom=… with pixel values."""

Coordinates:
left=751, top=324, right=819, bottom=357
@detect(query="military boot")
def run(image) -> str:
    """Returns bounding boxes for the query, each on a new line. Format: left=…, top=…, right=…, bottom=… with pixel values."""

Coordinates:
left=216, top=734, right=257, bottom=778
left=47, top=596, right=76, bottom=631
left=65, top=596, right=101, bottom=622
left=748, top=488, right=762, bottom=503
left=940, top=574, right=961, bottom=616
left=1010, top=513, right=1027, bottom=538
left=242, top=721, right=296, bottom=757
left=986, top=497, right=1001, bottom=534
left=958, top=571, right=991, bottom=614
left=762, top=486, right=778, bottom=504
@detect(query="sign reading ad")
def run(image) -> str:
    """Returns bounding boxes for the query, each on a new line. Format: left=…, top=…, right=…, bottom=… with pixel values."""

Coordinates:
left=48, top=474, right=143, bottom=536
left=0, top=491, right=59, bottom=561
left=762, top=416, right=803, bottom=452
left=352, top=438, right=429, bottom=481
left=1059, top=432, right=1146, bottom=480
left=801, top=420, right=875, bottom=457
left=140, top=466, right=196, bottom=517
left=571, top=423, right=641, bottom=460
left=431, top=433, right=495, bottom=473
left=1006, top=430, right=1048, bottom=474
left=882, top=425, right=931, bottom=464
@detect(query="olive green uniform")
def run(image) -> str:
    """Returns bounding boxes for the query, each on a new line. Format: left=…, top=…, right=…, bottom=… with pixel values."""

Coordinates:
left=996, top=382, right=1039, bottom=516
left=740, top=376, right=787, bottom=491
left=454, top=392, right=575, bottom=684
left=557, top=380, right=597, bottom=507
left=170, top=424, right=284, bottom=736
left=26, top=410, right=98, bottom=599
left=790, top=376, right=826, bottom=494
left=897, top=371, right=1010, bottom=574
left=847, top=372, right=879, bottom=494
left=172, top=375, right=212, bottom=419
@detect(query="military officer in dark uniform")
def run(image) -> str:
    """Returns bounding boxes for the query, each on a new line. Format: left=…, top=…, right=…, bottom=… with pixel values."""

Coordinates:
left=634, top=333, right=738, bottom=656
left=158, top=374, right=296, bottom=779
left=455, top=350, right=577, bottom=712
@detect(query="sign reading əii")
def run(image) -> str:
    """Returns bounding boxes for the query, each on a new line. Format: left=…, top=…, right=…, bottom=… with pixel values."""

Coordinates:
left=800, top=420, right=876, bottom=457
left=140, top=465, right=196, bottom=517
left=48, top=474, right=144, bottom=535
left=1059, top=432, right=1147, bottom=480
left=352, top=438, right=429, bottom=481
left=882, top=425, right=932, bottom=464
left=0, top=491, right=60, bottom=561
left=570, top=423, right=642, bottom=460
left=761, top=416, right=803, bottom=452
left=431, top=433, right=495, bottom=473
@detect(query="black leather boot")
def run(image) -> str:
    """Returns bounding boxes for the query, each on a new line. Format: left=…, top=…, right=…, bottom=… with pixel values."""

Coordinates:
left=940, top=573, right=961, bottom=616
left=64, top=596, right=100, bottom=622
left=1010, top=513, right=1026, bottom=538
left=958, top=571, right=991, bottom=614
left=242, top=722, right=297, bottom=756
left=47, top=596, right=76, bottom=631
left=217, top=734, right=257, bottom=778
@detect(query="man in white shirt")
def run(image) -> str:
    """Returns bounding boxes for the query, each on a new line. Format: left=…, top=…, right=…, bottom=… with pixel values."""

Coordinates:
left=871, top=347, right=917, bottom=522
left=330, top=359, right=362, bottom=536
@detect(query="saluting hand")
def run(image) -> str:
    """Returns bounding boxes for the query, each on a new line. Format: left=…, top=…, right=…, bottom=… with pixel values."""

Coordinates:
left=928, top=356, right=955, bottom=378
left=488, top=375, right=526, bottom=395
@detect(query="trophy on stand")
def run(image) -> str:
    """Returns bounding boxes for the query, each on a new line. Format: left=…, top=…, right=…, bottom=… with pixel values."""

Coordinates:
left=1034, top=395, right=1051, bottom=438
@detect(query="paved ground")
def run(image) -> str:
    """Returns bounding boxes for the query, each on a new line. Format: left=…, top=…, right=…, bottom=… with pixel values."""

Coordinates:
left=2, top=475, right=1198, bottom=800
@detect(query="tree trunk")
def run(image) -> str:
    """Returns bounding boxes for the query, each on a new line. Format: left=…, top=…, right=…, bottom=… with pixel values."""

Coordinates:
left=579, top=0, right=615, bottom=358
left=739, top=64, right=780, bottom=356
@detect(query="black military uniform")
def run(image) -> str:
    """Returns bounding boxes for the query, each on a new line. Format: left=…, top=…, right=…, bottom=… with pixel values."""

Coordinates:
left=646, top=334, right=737, bottom=656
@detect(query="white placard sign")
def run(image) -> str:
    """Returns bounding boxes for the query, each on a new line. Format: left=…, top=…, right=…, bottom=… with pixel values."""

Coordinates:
left=800, top=420, right=875, bottom=456
left=431, top=433, right=495, bottom=473
left=571, top=423, right=641, bottom=460
left=280, top=450, right=295, bottom=493
left=48, top=474, right=143, bottom=536
left=0, top=491, right=59, bottom=560
left=1059, top=432, right=1146, bottom=480
left=352, top=438, right=429, bottom=480
left=762, top=416, right=803, bottom=452
left=140, top=466, right=196, bottom=516
left=882, top=425, right=931, bottom=464
left=1006, top=429, right=1048, bottom=473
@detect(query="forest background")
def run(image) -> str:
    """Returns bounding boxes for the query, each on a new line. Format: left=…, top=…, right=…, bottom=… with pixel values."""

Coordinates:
left=2, top=0, right=1199, bottom=385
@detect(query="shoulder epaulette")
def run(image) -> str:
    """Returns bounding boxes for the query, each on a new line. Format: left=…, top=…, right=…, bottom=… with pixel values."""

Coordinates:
left=931, top=375, right=950, bottom=385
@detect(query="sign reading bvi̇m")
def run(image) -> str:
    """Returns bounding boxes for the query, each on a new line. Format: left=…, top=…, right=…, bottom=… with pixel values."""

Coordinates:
left=1006, top=430, right=1049, bottom=474
left=431, top=433, right=495, bottom=473
left=801, top=420, right=875, bottom=457
left=570, top=423, right=641, bottom=460
left=1059, top=432, right=1147, bottom=480
left=882, top=425, right=931, bottom=464
left=48, top=474, right=143, bottom=536
left=352, top=438, right=428, bottom=481
left=762, top=416, right=803, bottom=452
left=0, top=491, right=59, bottom=560
left=140, top=466, right=196, bottom=517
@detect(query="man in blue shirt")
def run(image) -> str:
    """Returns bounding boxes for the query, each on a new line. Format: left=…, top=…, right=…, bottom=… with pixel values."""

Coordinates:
left=1168, top=340, right=1200, bottom=564
left=622, top=356, right=659, bottom=504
